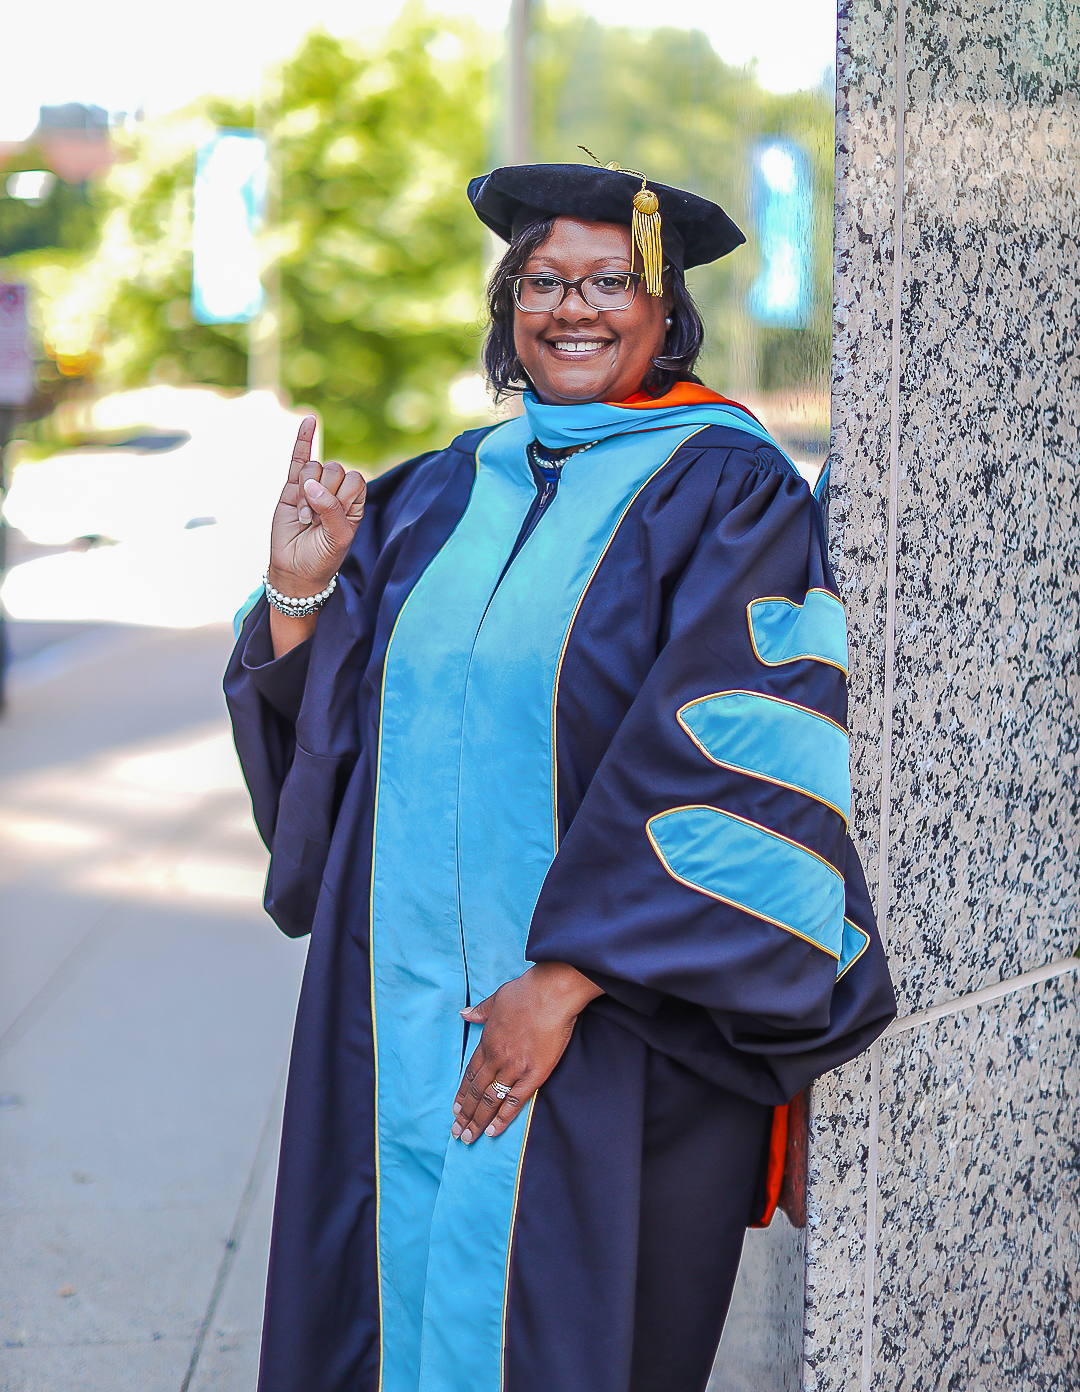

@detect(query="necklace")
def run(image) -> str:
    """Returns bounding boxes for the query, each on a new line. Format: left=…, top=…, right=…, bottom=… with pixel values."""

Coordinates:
left=528, top=438, right=599, bottom=467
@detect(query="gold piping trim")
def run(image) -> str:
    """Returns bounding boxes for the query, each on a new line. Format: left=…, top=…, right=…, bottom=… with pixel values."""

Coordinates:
left=550, top=426, right=709, bottom=848
left=368, top=610, right=400, bottom=1392
left=746, top=588, right=849, bottom=675
left=836, top=917, right=871, bottom=981
left=645, top=804, right=842, bottom=961
left=481, top=418, right=556, bottom=1383
left=368, top=443, right=485, bottom=1391
left=675, top=689, right=851, bottom=826
left=498, top=1094, right=537, bottom=1389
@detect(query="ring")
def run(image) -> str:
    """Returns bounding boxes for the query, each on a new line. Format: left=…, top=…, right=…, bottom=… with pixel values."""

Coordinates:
left=491, top=1079, right=512, bottom=1101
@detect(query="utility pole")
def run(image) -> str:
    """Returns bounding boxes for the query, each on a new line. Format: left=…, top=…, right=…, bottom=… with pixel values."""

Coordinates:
left=249, top=70, right=281, bottom=397
left=508, top=0, right=532, bottom=165
left=0, top=282, right=33, bottom=710
left=0, top=405, right=15, bottom=709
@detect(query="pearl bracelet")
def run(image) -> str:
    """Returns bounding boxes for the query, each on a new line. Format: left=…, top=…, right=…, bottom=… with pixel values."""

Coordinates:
left=263, top=571, right=338, bottom=619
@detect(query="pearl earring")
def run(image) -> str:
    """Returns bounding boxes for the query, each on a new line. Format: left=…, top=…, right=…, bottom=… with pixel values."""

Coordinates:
left=665, top=316, right=673, bottom=327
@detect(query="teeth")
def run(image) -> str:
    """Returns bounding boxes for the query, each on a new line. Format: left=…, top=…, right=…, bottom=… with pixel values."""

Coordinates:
left=553, top=341, right=605, bottom=353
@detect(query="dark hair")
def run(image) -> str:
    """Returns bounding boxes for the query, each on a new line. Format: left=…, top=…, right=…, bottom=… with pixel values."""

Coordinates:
left=482, top=218, right=706, bottom=401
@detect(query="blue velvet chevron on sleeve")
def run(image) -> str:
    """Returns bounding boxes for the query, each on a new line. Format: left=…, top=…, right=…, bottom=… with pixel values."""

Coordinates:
left=526, top=433, right=895, bottom=1101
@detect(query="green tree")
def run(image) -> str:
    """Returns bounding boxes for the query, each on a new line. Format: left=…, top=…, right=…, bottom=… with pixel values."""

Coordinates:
left=12, top=11, right=490, bottom=467
left=7, top=7, right=833, bottom=466
left=267, top=23, right=489, bottom=462
left=0, top=147, right=112, bottom=416
left=0, top=159, right=101, bottom=261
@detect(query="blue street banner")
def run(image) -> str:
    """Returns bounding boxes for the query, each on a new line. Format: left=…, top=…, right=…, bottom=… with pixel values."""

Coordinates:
left=192, top=129, right=268, bottom=325
left=748, top=139, right=812, bottom=329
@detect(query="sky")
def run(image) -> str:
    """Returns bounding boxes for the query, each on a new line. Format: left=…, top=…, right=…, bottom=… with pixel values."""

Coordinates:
left=0, top=0, right=837, bottom=140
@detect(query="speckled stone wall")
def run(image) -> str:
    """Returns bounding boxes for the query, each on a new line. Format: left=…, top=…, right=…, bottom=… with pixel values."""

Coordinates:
left=875, top=973, right=1080, bottom=1389
left=803, top=4, right=901, bottom=1382
left=806, top=0, right=1080, bottom=1389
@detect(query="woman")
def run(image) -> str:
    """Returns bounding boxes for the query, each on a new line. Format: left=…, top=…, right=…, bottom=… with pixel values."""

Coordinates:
left=226, top=160, right=896, bottom=1392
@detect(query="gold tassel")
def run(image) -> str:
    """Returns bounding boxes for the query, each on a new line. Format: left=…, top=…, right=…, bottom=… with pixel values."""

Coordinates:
left=577, top=147, right=663, bottom=298
left=631, top=185, right=663, bottom=297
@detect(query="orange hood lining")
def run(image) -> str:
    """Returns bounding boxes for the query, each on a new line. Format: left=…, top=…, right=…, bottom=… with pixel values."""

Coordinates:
left=613, top=382, right=762, bottom=424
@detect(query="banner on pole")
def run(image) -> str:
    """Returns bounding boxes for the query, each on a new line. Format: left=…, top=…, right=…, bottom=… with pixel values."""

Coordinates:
left=192, top=129, right=267, bottom=325
left=748, top=140, right=812, bottom=329
left=0, top=284, right=33, bottom=407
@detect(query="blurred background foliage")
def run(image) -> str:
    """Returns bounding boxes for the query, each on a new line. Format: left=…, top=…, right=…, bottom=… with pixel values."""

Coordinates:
left=527, top=11, right=834, bottom=416
left=0, top=4, right=833, bottom=468
left=1, top=11, right=490, bottom=465
left=0, top=167, right=100, bottom=260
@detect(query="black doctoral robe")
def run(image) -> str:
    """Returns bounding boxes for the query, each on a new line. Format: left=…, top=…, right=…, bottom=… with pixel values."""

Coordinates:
left=226, top=411, right=896, bottom=1392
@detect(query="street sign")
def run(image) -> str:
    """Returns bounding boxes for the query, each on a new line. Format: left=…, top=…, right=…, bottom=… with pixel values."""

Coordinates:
left=191, top=129, right=267, bottom=325
left=0, top=284, right=33, bottom=406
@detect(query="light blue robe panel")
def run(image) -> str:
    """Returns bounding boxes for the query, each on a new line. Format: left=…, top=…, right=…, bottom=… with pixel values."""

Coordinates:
left=677, top=690, right=852, bottom=823
left=838, top=918, right=871, bottom=978
left=646, top=805, right=845, bottom=962
left=370, top=413, right=718, bottom=1392
left=747, top=589, right=848, bottom=672
left=522, top=391, right=797, bottom=465
left=234, top=584, right=263, bottom=638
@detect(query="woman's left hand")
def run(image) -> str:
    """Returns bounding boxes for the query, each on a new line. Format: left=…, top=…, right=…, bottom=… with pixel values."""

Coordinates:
left=452, top=962, right=603, bottom=1144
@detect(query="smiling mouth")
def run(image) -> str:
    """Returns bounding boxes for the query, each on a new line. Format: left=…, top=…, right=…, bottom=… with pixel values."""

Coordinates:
left=547, top=339, right=612, bottom=356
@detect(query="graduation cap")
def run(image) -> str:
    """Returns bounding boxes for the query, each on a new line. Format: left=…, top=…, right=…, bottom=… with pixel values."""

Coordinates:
left=467, top=149, right=745, bottom=297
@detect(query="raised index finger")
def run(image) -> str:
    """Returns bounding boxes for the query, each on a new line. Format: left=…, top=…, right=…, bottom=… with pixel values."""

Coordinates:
left=288, top=417, right=317, bottom=483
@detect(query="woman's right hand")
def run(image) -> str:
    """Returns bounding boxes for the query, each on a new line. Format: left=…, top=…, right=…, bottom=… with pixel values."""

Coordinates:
left=269, top=416, right=367, bottom=597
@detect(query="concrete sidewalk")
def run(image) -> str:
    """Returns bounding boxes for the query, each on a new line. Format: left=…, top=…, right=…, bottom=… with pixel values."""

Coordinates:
left=0, top=619, right=796, bottom=1392
left=0, top=623, right=307, bottom=1392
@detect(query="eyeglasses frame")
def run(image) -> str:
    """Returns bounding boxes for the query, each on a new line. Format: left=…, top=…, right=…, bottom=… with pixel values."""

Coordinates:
left=511, top=271, right=644, bottom=313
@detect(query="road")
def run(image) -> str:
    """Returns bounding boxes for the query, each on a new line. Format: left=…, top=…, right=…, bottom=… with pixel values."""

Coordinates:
left=0, top=622, right=307, bottom=1392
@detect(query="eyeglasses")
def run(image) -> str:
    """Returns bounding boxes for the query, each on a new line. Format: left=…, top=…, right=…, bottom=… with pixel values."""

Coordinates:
left=511, top=272, right=642, bottom=313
